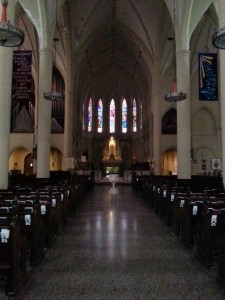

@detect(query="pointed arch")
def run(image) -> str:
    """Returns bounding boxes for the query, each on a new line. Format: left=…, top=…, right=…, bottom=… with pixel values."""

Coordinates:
left=87, top=98, right=93, bottom=132
left=162, top=108, right=177, bottom=134
left=109, top=99, right=115, bottom=133
left=97, top=98, right=103, bottom=133
left=132, top=98, right=137, bottom=132
left=82, top=98, right=85, bottom=131
left=140, top=101, right=142, bottom=130
left=122, top=98, right=127, bottom=133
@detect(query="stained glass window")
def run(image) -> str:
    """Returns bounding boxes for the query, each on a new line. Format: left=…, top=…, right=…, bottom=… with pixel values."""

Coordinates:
left=140, top=101, right=142, bottom=130
left=82, top=99, right=85, bottom=131
left=97, top=98, right=103, bottom=133
left=122, top=98, right=127, bottom=133
left=109, top=99, right=115, bottom=133
left=133, top=98, right=137, bottom=132
left=87, top=98, right=92, bottom=132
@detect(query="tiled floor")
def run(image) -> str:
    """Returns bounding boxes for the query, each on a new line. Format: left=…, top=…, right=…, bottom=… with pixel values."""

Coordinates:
left=18, top=185, right=225, bottom=300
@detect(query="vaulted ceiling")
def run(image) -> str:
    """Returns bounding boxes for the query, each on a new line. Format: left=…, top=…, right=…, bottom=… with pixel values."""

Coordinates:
left=66, top=0, right=172, bottom=100
left=15, top=0, right=218, bottom=105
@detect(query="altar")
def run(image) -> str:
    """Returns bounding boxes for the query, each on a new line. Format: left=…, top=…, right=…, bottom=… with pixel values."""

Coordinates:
left=102, top=136, right=122, bottom=174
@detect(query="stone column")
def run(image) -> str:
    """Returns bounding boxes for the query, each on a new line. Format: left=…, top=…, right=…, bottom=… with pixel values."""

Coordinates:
left=176, top=49, right=191, bottom=179
left=63, top=90, right=73, bottom=168
left=36, top=48, right=53, bottom=178
left=151, top=63, right=161, bottom=175
left=219, top=1, right=225, bottom=187
left=0, top=0, right=15, bottom=188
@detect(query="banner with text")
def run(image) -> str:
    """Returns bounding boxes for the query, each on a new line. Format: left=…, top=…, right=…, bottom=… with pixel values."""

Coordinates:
left=198, top=53, right=218, bottom=101
left=11, top=51, right=34, bottom=133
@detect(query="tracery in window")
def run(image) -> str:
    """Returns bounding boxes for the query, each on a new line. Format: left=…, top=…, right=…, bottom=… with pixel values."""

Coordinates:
left=97, top=98, right=103, bottom=133
left=87, top=98, right=92, bottom=132
left=132, top=98, right=137, bottom=132
left=122, top=98, right=127, bottom=133
left=109, top=99, right=115, bottom=133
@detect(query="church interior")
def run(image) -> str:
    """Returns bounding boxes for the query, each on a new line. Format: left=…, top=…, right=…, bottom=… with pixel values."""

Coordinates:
left=1, top=0, right=225, bottom=299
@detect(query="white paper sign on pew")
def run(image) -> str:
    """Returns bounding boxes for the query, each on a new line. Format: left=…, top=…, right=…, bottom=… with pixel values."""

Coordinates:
left=24, top=214, right=31, bottom=225
left=193, top=205, right=198, bottom=215
left=52, top=198, right=56, bottom=207
left=180, top=199, right=185, bottom=207
left=211, top=215, right=217, bottom=226
left=41, top=205, right=46, bottom=215
left=1, top=228, right=10, bottom=243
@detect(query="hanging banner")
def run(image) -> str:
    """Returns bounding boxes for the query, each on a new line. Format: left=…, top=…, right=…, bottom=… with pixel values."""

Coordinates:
left=12, top=50, right=32, bottom=100
left=11, top=50, right=34, bottom=133
left=198, top=53, right=218, bottom=101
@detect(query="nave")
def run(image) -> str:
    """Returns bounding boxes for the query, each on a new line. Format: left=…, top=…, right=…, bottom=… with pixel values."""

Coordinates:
left=17, top=185, right=225, bottom=300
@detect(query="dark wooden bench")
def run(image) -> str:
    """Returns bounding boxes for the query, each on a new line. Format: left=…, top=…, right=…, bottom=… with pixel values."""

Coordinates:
left=196, top=206, right=225, bottom=267
left=0, top=214, right=27, bottom=298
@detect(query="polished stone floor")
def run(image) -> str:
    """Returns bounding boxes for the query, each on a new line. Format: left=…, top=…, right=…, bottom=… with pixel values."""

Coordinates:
left=17, top=185, right=225, bottom=300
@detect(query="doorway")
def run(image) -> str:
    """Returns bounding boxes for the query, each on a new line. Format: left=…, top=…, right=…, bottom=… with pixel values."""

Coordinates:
left=162, top=149, right=177, bottom=175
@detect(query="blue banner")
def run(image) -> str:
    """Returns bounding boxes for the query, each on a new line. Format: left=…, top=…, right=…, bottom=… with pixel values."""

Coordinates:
left=198, top=53, right=218, bottom=101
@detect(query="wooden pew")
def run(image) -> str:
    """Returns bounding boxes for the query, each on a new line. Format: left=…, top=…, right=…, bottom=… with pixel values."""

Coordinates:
left=196, top=205, right=225, bottom=267
left=0, top=214, right=27, bottom=298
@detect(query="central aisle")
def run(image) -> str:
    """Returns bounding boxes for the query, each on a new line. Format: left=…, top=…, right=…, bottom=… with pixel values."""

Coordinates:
left=18, top=185, right=225, bottom=300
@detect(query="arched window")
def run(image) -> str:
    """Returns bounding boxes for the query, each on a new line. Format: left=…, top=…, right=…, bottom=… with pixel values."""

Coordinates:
left=140, top=101, right=142, bottom=130
left=132, top=98, right=137, bottom=132
left=122, top=98, right=127, bottom=133
left=87, top=98, right=92, bottom=132
left=82, top=99, right=85, bottom=131
left=162, top=108, right=177, bottom=134
left=97, top=98, right=103, bottom=133
left=109, top=99, right=115, bottom=133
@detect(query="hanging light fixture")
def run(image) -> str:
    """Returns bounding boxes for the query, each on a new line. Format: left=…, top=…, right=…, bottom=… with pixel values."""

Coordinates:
left=212, top=27, right=225, bottom=49
left=43, top=2, right=64, bottom=102
left=165, top=78, right=186, bottom=102
left=0, top=0, right=24, bottom=47
left=164, top=0, right=186, bottom=102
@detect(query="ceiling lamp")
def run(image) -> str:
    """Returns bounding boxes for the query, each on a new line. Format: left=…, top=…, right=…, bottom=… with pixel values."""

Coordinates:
left=164, top=0, right=186, bottom=103
left=165, top=78, right=186, bottom=102
left=0, top=0, right=24, bottom=47
left=44, top=77, right=64, bottom=101
left=212, top=27, right=225, bottom=49
left=43, top=37, right=64, bottom=101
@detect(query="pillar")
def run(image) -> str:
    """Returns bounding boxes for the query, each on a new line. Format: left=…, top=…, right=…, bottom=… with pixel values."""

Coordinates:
left=219, top=1, right=225, bottom=187
left=151, top=62, right=161, bottom=175
left=36, top=48, right=53, bottom=178
left=0, top=0, right=15, bottom=188
left=176, top=49, right=191, bottom=179
left=63, top=90, right=73, bottom=167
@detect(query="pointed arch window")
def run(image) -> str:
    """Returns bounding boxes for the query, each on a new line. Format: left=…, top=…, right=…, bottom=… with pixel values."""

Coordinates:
left=82, top=99, right=85, bottom=131
left=140, top=101, right=142, bottom=130
left=132, top=98, right=137, bottom=132
left=87, top=98, right=92, bottom=132
left=122, top=98, right=127, bottom=133
left=109, top=99, right=115, bottom=133
left=97, top=98, right=103, bottom=133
